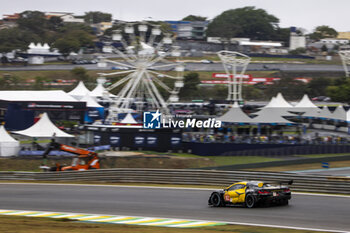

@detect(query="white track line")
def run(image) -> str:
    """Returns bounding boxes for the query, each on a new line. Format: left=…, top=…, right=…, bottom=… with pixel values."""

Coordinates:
left=1, top=182, right=349, bottom=198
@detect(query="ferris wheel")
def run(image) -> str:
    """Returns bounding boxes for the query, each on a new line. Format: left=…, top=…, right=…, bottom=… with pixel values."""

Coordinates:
left=97, top=22, right=184, bottom=123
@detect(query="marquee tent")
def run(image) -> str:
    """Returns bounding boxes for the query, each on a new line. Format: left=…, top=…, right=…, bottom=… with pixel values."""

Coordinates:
left=68, top=81, right=90, bottom=100
left=13, top=113, right=74, bottom=138
left=217, top=102, right=253, bottom=124
left=293, top=94, right=321, bottom=118
left=120, top=113, right=138, bottom=124
left=0, top=125, right=20, bottom=157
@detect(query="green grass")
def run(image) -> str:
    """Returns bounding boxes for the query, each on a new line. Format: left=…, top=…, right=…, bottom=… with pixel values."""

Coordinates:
left=209, top=156, right=280, bottom=166
left=296, top=153, right=350, bottom=158
left=0, top=215, right=330, bottom=233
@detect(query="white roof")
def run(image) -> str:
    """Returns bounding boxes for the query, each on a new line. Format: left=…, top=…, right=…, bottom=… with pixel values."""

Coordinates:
left=90, top=83, right=116, bottom=98
left=332, top=105, right=346, bottom=121
left=274, top=93, right=293, bottom=108
left=0, top=125, right=18, bottom=142
left=294, top=94, right=318, bottom=108
left=0, top=90, right=79, bottom=102
left=293, top=94, right=320, bottom=118
left=251, top=108, right=294, bottom=124
left=68, top=81, right=91, bottom=99
left=13, top=113, right=74, bottom=138
left=80, top=94, right=103, bottom=108
left=239, top=41, right=282, bottom=47
left=254, top=93, right=295, bottom=118
left=217, top=102, right=253, bottom=123
left=120, top=113, right=137, bottom=124
left=317, top=106, right=333, bottom=119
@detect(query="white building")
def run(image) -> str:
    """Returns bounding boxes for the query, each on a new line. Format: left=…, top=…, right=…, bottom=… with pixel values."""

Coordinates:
left=45, top=12, right=84, bottom=23
left=320, top=38, right=349, bottom=45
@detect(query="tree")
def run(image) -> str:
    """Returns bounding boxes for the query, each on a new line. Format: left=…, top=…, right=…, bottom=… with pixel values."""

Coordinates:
left=289, top=47, right=306, bottom=55
left=309, top=25, right=338, bottom=40
left=84, top=11, right=112, bottom=24
left=182, top=15, right=207, bottom=21
left=206, top=7, right=279, bottom=41
left=54, top=38, right=80, bottom=56
left=70, top=67, right=90, bottom=82
left=179, top=72, right=200, bottom=99
left=17, top=11, right=48, bottom=35
left=307, top=77, right=331, bottom=97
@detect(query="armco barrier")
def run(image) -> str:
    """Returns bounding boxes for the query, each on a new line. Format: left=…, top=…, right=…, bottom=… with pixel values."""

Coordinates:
left=0, top=169, right=349, bottom=194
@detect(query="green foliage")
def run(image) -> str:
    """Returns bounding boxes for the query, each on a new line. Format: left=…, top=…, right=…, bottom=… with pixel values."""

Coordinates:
left=70, top=67, right=90, bottom=82
left=265, top=77, right=307, bottom=100
left=0, top=10, right=96, bottom=54
left=243, top=85, right=264, bottom=100
left=84, top=11, right=112, bottom=23
left=179, top=72, right=200, bottom=99
left=289, top=47, right=306, bottom=55
left=309, top=25, right=338, bottom=40
left=182, top=15, right=207, bottom=21
left=206, top=7, right=279, bottom=41
left=326, top=77, right=350, bottom=102
left=306, top=77, right=331, bottom=97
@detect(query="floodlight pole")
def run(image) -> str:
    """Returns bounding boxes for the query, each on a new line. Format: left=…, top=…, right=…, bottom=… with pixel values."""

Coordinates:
left=217, top=51, right=251, bottom=102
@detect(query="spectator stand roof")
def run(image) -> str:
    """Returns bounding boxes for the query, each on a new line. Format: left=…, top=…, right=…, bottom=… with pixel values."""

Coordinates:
left=0, top=90, right=80, bottom=102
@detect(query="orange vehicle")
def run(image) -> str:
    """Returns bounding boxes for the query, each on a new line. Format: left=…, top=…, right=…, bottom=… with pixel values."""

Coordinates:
left=41, top=139, right=100, bottom=171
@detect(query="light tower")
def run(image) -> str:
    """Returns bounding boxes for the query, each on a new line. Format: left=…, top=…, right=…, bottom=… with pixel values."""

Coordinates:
left=339, top=50, right=350, bottom=77
left=217, top=51, right=251, bottom=102
left=97, top=22, right=184, bottom=123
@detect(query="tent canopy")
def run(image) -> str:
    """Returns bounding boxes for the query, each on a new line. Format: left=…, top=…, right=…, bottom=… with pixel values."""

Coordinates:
left=218, top=102, right=253, bottom=123
left=90, top=83, right=116, bottom=98
left=68, top=81, right=90, bottom=99
left=120, top=113, right=137, bottom=124
left=80, top=93, right=103, bottom=108
left=13, top=113, right=74, bottom=138
left=0, top=125, right=20, bottom=157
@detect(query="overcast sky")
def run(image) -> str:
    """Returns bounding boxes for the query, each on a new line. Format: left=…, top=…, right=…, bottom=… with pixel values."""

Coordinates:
left=1, top=0, right=349, bottom=32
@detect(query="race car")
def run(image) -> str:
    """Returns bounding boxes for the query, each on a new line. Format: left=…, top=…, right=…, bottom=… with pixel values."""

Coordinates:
left=208, top=180, right=292, bottom=208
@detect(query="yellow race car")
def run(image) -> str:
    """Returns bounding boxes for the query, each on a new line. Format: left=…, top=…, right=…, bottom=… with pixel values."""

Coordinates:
left=208, top=180, right=292, bottom=208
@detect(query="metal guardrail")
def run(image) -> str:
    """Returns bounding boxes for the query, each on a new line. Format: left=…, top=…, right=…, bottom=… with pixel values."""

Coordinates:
left=0, top=169, right=349, bottom=194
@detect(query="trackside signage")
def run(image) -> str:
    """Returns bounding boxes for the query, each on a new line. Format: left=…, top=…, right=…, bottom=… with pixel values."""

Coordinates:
left=143, top=110, right=222, bottom=129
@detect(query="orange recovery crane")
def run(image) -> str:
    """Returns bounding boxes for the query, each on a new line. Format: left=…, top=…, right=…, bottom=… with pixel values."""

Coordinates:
left=41, top=139, right=100, bottom=171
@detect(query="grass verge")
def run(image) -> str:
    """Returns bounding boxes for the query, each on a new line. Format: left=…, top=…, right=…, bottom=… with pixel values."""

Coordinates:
left=0, top=215, right=331, bottom=233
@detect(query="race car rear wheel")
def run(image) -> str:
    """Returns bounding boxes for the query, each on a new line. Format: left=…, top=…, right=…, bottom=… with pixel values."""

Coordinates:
left=210, top=192, right=223, bottom=207
left=245, top=193, right=256, bottom=208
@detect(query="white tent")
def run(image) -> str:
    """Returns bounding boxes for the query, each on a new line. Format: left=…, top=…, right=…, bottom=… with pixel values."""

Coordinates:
left=218, top=102, right=253, bottom=123
left=13, top=113, right=74, bottom=138
left=251, top=108, right=294, bottom=124
left=68, top=81, right=91, bottom=100
left=80, top=93, right=103, bottom=108
left=0, top=125, right=20, bottom=157
left=332, top=105, right=347, bottom=121
left=90, top=83, right=116, bottom=98
left=120, top=113, right=137, bottom=124
left=253, top=93, right=295, bottom=120
left=293, top=94, right=320, bottom=118
left=317, top=106, right=333, bottom=120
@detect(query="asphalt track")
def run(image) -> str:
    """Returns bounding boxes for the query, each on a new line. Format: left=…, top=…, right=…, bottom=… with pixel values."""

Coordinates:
left=0, top=183, right=349, bottom=232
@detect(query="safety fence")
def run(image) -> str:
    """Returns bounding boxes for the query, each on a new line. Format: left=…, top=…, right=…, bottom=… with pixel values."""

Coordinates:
left=0, top=169, right=349, bottom=194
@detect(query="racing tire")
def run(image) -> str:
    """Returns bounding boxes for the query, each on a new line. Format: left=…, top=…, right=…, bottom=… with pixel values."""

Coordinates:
left=245, top=193, right=256, bottom=208
left=210, top=192, right=224, bottom=207
left=281, top=199, right=289, bottom=206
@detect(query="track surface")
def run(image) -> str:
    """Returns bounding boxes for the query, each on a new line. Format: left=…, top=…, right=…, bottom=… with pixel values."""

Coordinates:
left=0, top=183, right=349, bottom=232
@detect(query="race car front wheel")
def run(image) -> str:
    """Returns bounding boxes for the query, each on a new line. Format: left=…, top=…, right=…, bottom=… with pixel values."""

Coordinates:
left=210, top=192, right=223, bottom=207
left=245, top=194, right=256, bottom=208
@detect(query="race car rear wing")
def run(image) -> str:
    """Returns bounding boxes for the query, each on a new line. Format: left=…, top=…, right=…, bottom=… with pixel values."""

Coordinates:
left=266, top=180, right=293, bottom=186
